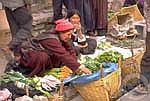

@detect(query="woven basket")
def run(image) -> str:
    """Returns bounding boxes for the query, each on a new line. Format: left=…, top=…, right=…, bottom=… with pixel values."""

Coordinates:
left=73, top=66, right=121, bottom=101
left=48, top=95, right=63, bottom=101
left=108, top=4, right=144, bottom=31
left=121, top=52, right=144, bottom=84
left=120, top=5, right=144, bottom=22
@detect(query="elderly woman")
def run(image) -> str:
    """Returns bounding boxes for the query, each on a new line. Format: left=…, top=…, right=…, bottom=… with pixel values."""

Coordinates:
left=14, top=19, right=91, bottom=76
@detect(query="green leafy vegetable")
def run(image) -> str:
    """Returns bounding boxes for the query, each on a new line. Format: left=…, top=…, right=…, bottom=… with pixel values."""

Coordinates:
left=81, top=56, right=101, bottom=72
left=95, top=50, right=122, bottom=63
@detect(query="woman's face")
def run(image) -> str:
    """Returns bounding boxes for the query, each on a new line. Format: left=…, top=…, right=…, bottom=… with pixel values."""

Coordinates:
left=70, top=14, right=80, bottom=25
left=59, top=30, right=73, bottom=42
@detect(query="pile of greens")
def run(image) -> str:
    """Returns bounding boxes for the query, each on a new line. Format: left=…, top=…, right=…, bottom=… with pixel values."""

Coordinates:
left=43, top=68, right=61, bottom=78
left=97, top=42, right=112, bottom=50
left=108, top=10, right=115, bottom=19
left=81, top=56, right=101, bottom=72
left=95, top=50, right=122, bottom=63
left=0, top=70, right=51, bottom=96
left=81, top=51, right=122, bottom=72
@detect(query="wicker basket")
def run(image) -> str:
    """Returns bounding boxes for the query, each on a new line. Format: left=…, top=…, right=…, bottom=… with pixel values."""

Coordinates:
left=108, top=4, right=144, bottom=31
left=120, top=5, right=144, bottom=22
left=73, top=67, right=121, bottom=101
left=48, top=95, right=63, bottom=101
left=121, top=52, right=144, bottom=84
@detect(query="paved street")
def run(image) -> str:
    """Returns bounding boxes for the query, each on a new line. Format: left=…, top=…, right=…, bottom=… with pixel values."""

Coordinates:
left=118, top=86, right=150, bottom=101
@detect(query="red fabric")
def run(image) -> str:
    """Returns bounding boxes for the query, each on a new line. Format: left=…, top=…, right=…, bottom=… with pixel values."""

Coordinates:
left=55, top=19, right=74, bottom=32
left=20, top=38, right=80, bottom=76
left=40, top=38, right=80, bottom=71
left=20, top=50, right=51, bottom=76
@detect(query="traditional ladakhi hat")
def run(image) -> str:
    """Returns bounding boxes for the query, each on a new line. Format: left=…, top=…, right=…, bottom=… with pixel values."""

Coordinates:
left=55, top=19, right=74, bottom=32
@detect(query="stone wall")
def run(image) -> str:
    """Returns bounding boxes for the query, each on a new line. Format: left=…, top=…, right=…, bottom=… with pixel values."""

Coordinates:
left=108, top=0, right=125, bottom=11
left=31, top=0, right=52, bottom=12
left=31, top=0, right=53, bottom=36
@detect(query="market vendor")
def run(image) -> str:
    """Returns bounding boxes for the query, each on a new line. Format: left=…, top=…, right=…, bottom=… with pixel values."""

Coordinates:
left=14, top=19, right=91, bottom=76
left=66, top=9, right=97, bottom=55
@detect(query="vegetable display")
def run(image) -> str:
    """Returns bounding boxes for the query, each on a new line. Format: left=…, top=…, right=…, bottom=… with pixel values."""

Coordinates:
left=97, top=42, right=112, bottom=50
left=95, top=50, right=122, bottom=63
left=81, top=56, right=101, bottom=72
left=0, top=70, right=26, bottom=84
left=108, top=10, right=115, bottom=19
left=0, top=70, right=62, bottom=97
left=43, top=66, right=73, bottom=81
left=81, top=50, right=122, bottom=72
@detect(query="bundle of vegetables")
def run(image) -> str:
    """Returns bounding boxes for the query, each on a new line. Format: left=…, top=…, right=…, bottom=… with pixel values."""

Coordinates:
left=0, top=70, right=26, bottom=84
left=108, top=10, right=115, bottom=19
left=97, top=41, right=112, bottom=50
left=43, top=68, right=61, bottom=78
left=26, top=76, right=52, bottom=96
left=0, top=70, right=61, bottom=97
left=81, top=56, right=101, bottom=72
left=80, top=51, right=122, bottom=72
left=43, top=66, right=73, bottom=81
left=57, top=66, right=73, bottom=81
left=26, top=75, right=61, bottom=96
left=95, top=50, right=122, bottom=63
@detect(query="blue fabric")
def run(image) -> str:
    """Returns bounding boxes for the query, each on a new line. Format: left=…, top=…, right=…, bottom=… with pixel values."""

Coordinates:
left=64, top=63, right=118, bottom=84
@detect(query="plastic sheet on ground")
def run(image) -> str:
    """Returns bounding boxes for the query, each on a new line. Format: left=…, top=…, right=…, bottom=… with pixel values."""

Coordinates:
left=63, top=63, right=118, bottom=84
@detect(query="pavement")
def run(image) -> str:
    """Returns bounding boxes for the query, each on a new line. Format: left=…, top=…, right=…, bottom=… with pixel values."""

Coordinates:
left=118, top=86, right=150, bottom=101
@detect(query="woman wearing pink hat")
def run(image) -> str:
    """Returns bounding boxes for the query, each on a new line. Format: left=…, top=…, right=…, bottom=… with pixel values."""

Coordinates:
left=11, top=19, right=91, bottom=76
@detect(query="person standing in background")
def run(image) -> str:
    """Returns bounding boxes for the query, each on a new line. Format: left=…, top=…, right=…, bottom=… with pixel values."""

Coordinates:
left=52, top=0, right=75, bottom=21
left=92, top=0, right=108, bottom=36
left=0, top=0, right=33, bottom=53
left=74, top=0, right=95, bottom=36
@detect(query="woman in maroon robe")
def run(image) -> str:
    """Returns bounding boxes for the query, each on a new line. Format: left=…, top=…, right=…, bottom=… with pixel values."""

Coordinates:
left=15, top=19, right=91, bottom=76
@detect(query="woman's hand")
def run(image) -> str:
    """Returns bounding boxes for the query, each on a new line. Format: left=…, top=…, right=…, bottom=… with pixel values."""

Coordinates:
left=80, top=67, right=92, bottom=74
left=76, top=65, right=92, bottom=75
left=74, top=24, right=81, bottom=32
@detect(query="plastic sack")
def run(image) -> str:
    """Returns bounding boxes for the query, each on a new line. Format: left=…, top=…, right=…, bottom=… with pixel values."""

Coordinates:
left=64, top=63, right=118, bottom=84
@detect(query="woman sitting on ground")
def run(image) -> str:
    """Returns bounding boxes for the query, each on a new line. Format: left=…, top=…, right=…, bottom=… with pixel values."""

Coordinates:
left=66, top=9, right=97, bottom=56
left=9, top=19, right=91, bottom=76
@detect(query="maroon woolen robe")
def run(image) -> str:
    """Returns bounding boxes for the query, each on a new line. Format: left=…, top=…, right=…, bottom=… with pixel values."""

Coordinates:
left=20, top=34, right=80, bottom=76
